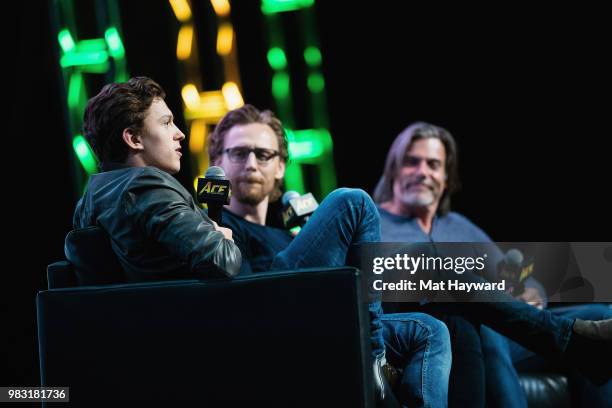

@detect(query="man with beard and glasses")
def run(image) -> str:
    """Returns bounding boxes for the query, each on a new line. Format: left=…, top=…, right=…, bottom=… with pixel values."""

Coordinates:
left=208, top=104, right=452, bottom=408
left=374, top=122, right=612, bottom=407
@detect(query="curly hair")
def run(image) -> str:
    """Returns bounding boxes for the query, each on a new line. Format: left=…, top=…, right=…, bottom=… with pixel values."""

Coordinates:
left=83, top=76, right=166, bottom=164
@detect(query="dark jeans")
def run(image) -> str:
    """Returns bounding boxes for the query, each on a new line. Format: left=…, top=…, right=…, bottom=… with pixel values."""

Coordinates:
left=271, top=188, right=452, bottom=407
left=388, top=301, right=486, bottom=408
left=271, top=188, right=588, bottom=406
left=425, top=311, right=484, bottom=408
left=482, top=303, right=612, bottom=408
left=271, top=188, right=385, bottom=357
left=407, top=257, right=577, bottom=361
left=383, top=313, right=451, bottom=408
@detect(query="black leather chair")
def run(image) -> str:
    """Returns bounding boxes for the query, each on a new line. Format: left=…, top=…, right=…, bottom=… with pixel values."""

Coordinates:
left=38, top=227, right=374, bottom=407
left=519, top=373, right=570, bottom=408
left=40, top=227, right=576, bottom=407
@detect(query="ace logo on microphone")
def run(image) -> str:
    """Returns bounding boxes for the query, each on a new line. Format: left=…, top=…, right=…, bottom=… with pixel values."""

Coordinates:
left=293, top=194, right=317, bottom=213
left=197, top=179, right=231, bottom=204
left=199, top=181, right=228, bottom=195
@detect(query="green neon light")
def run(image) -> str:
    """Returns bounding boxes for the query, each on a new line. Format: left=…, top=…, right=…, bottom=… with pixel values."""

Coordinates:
left=105, top=27, right=125, bottom=59
left=76, top=39, right=107, bottom=53
left=54, top=0, right=129, bottom=196
left=60, top=50, right=109, bottom=67
left=267, top=47, right=287, bottom=70
left=72, top=135, right=98, bottom=175
left=284, top=161, right=305, bottom=194
left=319, top=160, right=337, bottom=200
left=261, top=0, right=314, bottom=15
left=58, top=29, right=75, bottom=53
left=80, top=61, right=111, bottom=73
left=303, top=46, right=321, bottom=67
left=289, top=140, right=320, bottom=159
left=67, top=72, right=83, bottom=110
left=272, top=72, right=290, bottom=99
left=307, top=72, right=325, bottom=93
left=262, top=1, right=337, bottom=198
left=286, top=128, right=332, bottom=161
left=114, top=69, right=129, bottom=82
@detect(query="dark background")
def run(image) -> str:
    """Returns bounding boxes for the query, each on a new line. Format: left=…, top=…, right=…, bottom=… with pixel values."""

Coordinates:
left=9, top=1, right=610, bottom=387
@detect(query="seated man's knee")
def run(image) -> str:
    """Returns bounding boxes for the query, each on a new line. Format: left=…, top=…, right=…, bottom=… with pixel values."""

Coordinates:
left=328, top=187, right=366, bottom=201
left=416, top=313, right=450, bottom=341
left=327, top=187, right=377, bottom=212
left=387, top=312, right=451, bottom=352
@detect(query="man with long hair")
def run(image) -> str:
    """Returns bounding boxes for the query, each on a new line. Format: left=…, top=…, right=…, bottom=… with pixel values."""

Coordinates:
left=374, top=121, right=612, bottom=407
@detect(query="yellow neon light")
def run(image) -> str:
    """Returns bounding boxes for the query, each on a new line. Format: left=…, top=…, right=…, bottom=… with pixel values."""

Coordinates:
left=176, top=25, right=194, bottom=60
left=216, top=23, right=233, bottom=56
left=210, top=0, right=231, bottom=17
left=189, top=119, right=207, bottom=154
left=181, top=84, right=201, bottom=110
left=222, top=82, right=244, bottom=110
left=185, top=91, right=227, bottom=122
left=169, top=0, right=192, bottom=22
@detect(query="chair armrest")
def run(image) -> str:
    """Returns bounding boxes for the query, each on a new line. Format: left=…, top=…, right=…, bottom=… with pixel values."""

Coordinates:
left=37, top=267, right=373, bottom=406
left=46, top=261, right=77, bottom=289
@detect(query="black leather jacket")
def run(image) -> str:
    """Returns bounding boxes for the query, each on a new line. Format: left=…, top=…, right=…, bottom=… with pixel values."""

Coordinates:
left=73, top=164, right=241, bottom=281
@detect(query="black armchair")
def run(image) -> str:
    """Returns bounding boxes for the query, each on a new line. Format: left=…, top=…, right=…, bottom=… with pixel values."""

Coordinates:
left=38, top=228, right=374, bottom=406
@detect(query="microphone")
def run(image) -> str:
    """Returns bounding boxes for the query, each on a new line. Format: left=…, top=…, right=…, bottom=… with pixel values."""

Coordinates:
left=197, top=166, right=231, bottom=224
left=281, top=191, right=319, bottom=229
left=498, top=249, right=534, bottom=295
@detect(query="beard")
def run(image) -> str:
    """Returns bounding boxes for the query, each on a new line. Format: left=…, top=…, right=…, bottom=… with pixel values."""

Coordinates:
left=234, top=179, right=272, bottom=206
left=401, top=191, right=435, bottom=207
left=397, top=178, right=440, bottom=208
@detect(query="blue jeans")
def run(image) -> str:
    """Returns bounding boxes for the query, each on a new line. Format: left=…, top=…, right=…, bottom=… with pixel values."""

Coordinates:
left=271, top=188, right=385, bottom=357
left=481, top=303, right=612, bottom=408
left=419, top=273, right=576, bottom=361
left=271, top=188, right=451, bottom=407
left=417, top=308, right=486, bottom=408
left=272, top=188, right=577, bottom=361
left=383, top=313, right=451, bottom=408
left=390, top=300, right=488, bottom=407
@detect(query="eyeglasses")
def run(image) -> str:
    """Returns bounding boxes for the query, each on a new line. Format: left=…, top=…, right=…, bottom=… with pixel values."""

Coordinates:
left=223, top=147, right=280, bottom=164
